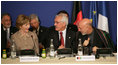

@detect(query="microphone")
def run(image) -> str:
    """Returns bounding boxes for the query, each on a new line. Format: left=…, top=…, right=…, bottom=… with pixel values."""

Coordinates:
left=31, top=35, right=35, bottom=49
left=31, top=35, right=33, bottom=39
left=31, top=35, right=36, bottom=55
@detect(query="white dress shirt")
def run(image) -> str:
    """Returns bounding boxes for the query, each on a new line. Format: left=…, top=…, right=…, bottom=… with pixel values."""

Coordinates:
left=58, top=27, right=67, bottom=46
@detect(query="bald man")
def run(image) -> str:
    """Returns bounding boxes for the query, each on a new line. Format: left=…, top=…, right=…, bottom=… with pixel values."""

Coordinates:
left=76, top=18, right=115, bottom=55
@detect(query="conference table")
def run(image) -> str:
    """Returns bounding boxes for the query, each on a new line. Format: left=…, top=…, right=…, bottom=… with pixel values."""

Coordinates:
left=1, top=55, right=117, bottom=64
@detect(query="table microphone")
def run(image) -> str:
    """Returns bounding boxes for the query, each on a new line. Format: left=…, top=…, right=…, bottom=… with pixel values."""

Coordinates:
left=31, top=35, right=36, bottom=55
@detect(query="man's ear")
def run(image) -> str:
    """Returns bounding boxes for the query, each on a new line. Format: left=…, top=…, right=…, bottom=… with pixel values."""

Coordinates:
left=1, top=19, right=4, bottom=24
left=63, top=22, right=66, bottom=26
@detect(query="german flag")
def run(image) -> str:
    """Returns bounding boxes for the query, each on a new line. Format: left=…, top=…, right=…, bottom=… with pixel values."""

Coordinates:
left=71, top=1, right=83, bottom=25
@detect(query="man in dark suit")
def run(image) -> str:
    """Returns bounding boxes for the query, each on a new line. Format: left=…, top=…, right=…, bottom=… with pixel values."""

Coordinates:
left=29, top=14, right=48, bottom=55
left=76, top=18, right=115, bottom=55
left=47, top=13, right=77, bottom=53
left=1, top=13, right=17, bottom=57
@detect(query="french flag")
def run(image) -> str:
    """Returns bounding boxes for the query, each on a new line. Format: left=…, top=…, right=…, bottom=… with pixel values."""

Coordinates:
left=97, top=1, right=109, bottom=33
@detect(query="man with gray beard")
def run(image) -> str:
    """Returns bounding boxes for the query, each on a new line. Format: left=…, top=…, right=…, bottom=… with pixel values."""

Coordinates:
left=76, top=18, right=115, bottom=55
left=1, top=13, right=18, bottom=57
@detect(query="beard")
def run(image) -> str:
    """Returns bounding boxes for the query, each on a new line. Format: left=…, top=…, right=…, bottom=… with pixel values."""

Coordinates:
left=82, top=33, right=86, bottom=35
left=32, top=27, right=37, bottom=30
left=32, top=26, right=38, bottom=30
left=5, top=24, right=11, bottom=28
left=81, top=32, right=87, bottom=35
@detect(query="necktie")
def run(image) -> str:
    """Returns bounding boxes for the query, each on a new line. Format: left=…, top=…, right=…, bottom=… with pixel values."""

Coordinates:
left=35, top=30, right=38, bottom=35
left=6, top=28, right=10, bottom=40
left=60, top=32, right=64, bottom=46
left=6, top=28, right=11, bottom=48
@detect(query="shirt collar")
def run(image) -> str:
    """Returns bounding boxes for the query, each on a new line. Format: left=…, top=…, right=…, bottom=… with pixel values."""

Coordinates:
left=3, top=26, right=8, bottom=31
left=59, top=26, right=67, bottom=34
left=33, top=26, right=40, bottom=32
left=18, top=31, right=30, bottom=38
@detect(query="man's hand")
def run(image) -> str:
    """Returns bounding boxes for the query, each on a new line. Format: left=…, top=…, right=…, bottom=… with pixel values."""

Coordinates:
left=92, top=46, right=98, bottom=54
left=39, top=43, right=44, bottom=49
left=58, top=45, right=65, bottom=49
left=6, top=41, right=11, bottom=48
left=83, top=38, right=90, bottom=46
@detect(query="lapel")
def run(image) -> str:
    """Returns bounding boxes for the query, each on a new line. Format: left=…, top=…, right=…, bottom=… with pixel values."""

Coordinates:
left=76, top=31, right=82, bottom=45
left=65, top=26, right=72, bottom=48
left=1, top=24, right=6, bottom=32
left=93, top=28, right=98, bottom=45
left=36, top=26, right=40, bottom=36
left=10, top=26, right=18, bottom=36
left=48, top=26, right=58, bottom=50
left=38, top=26, right=41, bottom=34
left=1, top=24, right=7, bottom=37
left=55, top=31, right=60, bottom=45
left=10, top=26, right=12, bottom=36
left=93, top=27, right=103, bottom=46
left=51, top=30, right=60, bottom=50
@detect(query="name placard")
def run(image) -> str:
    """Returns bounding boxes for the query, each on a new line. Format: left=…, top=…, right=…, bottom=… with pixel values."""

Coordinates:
left=19, top=56, right=39, bottom=62
left=76, top=55, right=95, bottom=61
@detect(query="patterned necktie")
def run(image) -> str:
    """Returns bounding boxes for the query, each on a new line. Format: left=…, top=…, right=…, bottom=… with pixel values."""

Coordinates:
left=6, top=28, right=10, bottom=40
left=60, top=32, right=64, bottom=46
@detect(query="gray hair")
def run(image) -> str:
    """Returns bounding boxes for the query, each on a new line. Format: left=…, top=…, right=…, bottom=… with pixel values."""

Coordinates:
left=55, top=14, right=68, bottom=25
left=29, top=14, right=39, bottom=22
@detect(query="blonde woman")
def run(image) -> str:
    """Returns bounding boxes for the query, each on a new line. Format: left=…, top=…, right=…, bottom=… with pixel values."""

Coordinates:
left=11, top=14, right=39, bottom=55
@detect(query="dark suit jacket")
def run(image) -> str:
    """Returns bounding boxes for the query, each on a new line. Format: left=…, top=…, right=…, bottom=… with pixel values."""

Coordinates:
left=47, top=25, right=77, bottom=53
left=1, top=24, right=18, bottom=56
left=76, top=27, right=115, bottom=54
left=68, top=24, right=78, bottom=32
left=1, top=24, right=7, bottom=53
left=29, top=26, right=48, bottom=48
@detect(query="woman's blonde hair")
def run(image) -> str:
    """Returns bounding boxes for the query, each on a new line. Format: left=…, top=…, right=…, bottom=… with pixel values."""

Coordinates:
left=16, top=14, right=30, bottom=29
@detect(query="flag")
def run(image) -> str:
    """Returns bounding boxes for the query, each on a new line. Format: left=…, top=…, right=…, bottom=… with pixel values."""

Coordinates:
left=89, top=1, right=98, bottom=27
left=81, top=1, right=116, bottom=52
left=89, top=1, right=109, bottom=33
left=71, top=1, right=83, bottom=25
left=97, top=1, right=109, bottom=33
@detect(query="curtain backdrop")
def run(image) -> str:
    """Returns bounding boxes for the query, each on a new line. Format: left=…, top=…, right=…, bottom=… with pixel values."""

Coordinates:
left=1, top=1, right=117, bottom=47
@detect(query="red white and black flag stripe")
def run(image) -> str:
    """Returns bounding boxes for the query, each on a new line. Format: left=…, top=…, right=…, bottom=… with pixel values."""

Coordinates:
left=71, top=1, right=83, bottom=25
